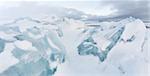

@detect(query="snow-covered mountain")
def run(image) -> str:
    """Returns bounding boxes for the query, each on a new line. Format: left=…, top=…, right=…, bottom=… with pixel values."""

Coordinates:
left=0, top=6, right=149, bottom=76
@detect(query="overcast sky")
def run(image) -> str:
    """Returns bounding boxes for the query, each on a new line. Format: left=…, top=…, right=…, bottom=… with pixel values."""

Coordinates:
left=0, top=0, right=149, bottom=20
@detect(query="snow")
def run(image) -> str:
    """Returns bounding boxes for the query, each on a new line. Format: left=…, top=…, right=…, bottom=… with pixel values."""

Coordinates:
left=0, top=15, right=149, bottom=76
left=55, top=17, right=149, bottom=76
left=0, top=43, right=19, bottom=73
left=0, top=16, right=67, bottom=76
left=121, top=19, right=146, bottom=41
left=14, top=40, right=32, bottom=51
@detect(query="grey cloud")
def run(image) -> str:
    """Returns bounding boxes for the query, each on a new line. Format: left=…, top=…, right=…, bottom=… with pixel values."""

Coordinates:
left=0, top=1, right=149, bottom=22
left=101, top=0, right=150, bottom=21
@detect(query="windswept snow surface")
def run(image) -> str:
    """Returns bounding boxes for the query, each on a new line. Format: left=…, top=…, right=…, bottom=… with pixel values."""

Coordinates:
left=0, top=16, right=149, bottom=76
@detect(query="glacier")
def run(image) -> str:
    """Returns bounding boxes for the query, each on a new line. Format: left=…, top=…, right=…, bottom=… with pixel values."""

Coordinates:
left=0, top=39, right=5, bottom=53
left=0, top=16, right=66, bottom=76
left=55, top=17, right=149, bottom=76
left=0, top=15, right=149, bottom=76
left=77, top=17, right=137, bottom=62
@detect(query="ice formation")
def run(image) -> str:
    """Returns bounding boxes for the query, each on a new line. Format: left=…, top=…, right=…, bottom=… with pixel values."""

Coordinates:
left=0, top=17, right=66, bottom=76
left=0, top=16, right=149, bottom=76
left=77, top=17, right=138, bottom=62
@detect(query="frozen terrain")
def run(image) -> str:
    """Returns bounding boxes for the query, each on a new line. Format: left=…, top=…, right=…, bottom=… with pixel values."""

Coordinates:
left=55, top=17, right=149, bottom=76
left=0, top=3, right=149, bottom=75
left=0, top=15, right=149, bottom=76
